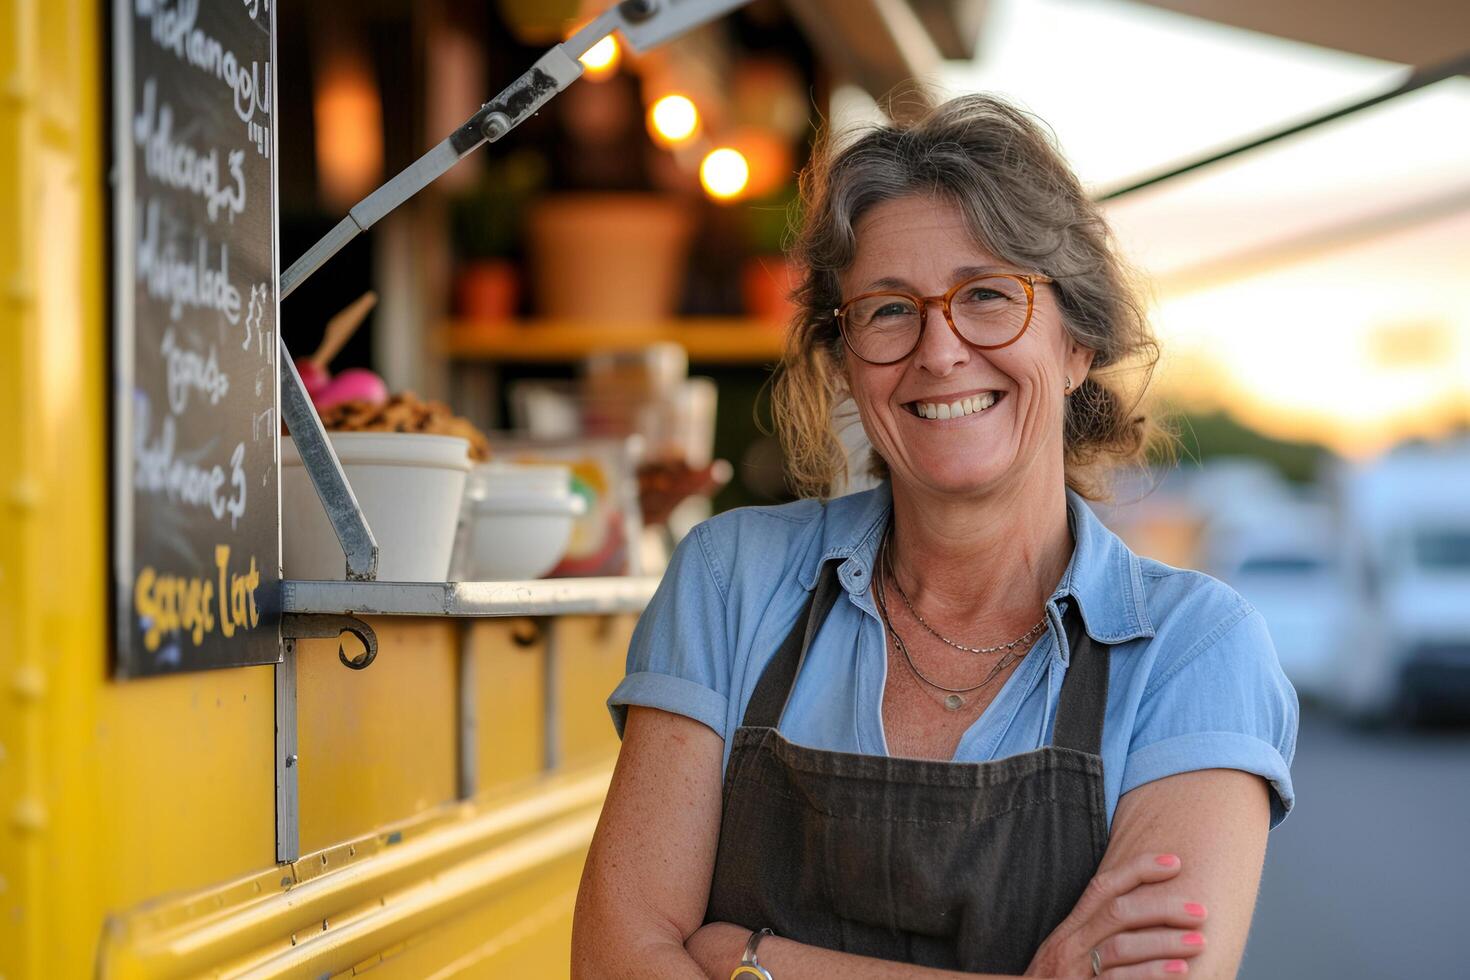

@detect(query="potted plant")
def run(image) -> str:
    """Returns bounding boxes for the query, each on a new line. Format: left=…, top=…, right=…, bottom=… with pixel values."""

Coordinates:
left=449, top=149, right=546, bottom=322
left=739, top=179, right=800, bottom=325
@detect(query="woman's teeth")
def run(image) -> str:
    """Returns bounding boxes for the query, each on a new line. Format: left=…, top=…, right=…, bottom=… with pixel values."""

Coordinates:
left=910, top=392, right=998, bottom=420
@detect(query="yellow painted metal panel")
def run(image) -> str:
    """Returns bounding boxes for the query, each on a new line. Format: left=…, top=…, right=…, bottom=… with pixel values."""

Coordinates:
left=2, top=0, right=644, bottom=972
left=470, top=620, right=546, bottom=793
left=96, top=765, right=612, bottom=978
left=364, top=849, right=583, bottom=978
left=92, top=669, right=279, bottom=906
left=297, top=619, right=459, bottom=854
left=555, top=615, right=637, bottom=769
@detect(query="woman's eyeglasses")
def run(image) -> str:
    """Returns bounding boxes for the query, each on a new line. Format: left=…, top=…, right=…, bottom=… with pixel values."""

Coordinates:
left=834, top=273, right=1052, bottom=365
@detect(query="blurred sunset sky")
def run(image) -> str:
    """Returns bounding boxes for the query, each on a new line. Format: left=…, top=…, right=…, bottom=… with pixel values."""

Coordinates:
left=854, top=0, right=1470, bottom=457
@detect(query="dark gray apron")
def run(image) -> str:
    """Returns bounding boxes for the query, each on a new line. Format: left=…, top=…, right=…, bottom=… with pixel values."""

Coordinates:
left=705, top=560, right=1112, bottom=974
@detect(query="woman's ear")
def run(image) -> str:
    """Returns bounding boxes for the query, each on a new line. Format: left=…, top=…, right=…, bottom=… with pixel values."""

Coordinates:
left=1069, top=344, right=1098, bottom=387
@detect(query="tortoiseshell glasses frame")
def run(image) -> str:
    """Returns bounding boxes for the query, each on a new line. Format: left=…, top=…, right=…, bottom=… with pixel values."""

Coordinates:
left=834, top=272, right=1054, bottom=365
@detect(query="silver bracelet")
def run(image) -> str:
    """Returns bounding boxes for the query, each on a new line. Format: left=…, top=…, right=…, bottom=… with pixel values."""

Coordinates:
left=730, top=927, right=774, bottom=980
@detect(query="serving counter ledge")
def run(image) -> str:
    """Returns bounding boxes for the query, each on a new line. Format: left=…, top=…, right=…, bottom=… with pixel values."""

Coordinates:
left=281, top=575, right=662, bottom=618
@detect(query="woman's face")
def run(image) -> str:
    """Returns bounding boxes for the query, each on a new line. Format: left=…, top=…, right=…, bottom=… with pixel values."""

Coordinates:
left=840, top=194, right=1095, bottom=502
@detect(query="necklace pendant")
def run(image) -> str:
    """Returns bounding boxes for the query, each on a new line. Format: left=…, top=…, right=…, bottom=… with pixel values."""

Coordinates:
left=943, top=693, right=965, bottom=711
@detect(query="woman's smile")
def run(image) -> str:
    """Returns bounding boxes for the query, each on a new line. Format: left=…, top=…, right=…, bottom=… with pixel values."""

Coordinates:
left=901, top=390, right=1006, bottom=421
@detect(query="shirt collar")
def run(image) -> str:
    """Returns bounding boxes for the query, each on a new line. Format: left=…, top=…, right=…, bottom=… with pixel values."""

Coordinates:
left=803, top=481, right=1155, bottom=650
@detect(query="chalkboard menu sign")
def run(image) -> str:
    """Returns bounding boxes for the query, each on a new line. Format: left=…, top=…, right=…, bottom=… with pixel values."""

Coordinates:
left=112, top=0, right=280, bottom=677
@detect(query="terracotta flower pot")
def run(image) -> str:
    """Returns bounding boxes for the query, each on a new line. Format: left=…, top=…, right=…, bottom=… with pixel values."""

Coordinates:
left=455, top=258, right=520, bottom=322
left=527, top=194, right=693, bottom=322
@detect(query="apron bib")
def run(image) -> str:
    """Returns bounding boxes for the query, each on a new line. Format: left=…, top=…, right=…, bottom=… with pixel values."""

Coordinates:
left=706, top=560, right=1112, bottom=974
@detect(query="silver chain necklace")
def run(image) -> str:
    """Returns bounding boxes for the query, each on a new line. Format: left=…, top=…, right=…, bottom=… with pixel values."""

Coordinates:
left=875, top=527, right=1040, bottom=712
left=883, top=526, right=1048, bottom=656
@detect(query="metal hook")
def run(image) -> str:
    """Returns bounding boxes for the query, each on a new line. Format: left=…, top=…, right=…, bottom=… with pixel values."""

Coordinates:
left=281, top=614, right=379, bottom=670
left=337, top=624, right=377, bottom=670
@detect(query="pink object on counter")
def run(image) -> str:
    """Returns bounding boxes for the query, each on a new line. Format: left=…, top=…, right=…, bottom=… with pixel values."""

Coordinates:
left=295, top=358, right=332, bottom=400
left=313, top=368, right=389, bottom=411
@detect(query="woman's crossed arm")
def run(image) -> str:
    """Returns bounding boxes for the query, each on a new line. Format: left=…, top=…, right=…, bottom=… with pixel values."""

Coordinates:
left=573, top=706, right=1267, bottom=980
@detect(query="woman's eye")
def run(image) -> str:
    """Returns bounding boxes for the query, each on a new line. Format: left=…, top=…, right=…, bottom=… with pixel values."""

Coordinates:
left=873, top=303, right=913, bottom=319
left=963, top=288, right=1004, bottom=303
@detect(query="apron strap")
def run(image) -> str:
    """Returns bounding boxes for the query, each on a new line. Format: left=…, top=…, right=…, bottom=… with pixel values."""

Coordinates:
left=1050, top=600, right=1111, bottom=757
left=741, top=559, right=844, bottom=730
left=742, top=563, right=1112, bottom=759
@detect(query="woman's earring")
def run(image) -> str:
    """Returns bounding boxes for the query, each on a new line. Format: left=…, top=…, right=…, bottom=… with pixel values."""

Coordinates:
left=1064, top=375, right=1073, bottom=394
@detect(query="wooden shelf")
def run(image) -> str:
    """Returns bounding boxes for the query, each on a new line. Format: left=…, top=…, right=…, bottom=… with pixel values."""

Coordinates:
left=439, top=318, right=788, bottom=365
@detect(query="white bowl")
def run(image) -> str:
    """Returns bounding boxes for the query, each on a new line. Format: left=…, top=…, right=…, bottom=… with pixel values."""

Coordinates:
left=282, top=432, right=471, bottom=581
left=465, top=491, right=586, bottom=580
left=466, top=460, right=574, bottom=500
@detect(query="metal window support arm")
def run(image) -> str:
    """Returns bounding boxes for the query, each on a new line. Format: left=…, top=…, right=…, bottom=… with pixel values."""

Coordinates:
left=273, top=0, right=751, bottom=586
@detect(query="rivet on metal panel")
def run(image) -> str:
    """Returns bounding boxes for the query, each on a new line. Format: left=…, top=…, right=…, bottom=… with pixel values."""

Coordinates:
left=320, top=853, right=328, bottom=866
left=289, top=933, right=298, bottom=946
left=7, top=479, right=40, bottom=511
left=1, top=73, right=32, bottom=104
left=348, top=844, right=356, bottom=857
left=322, top=919, right=330, bottom=930
left=10, top=799, right=46, bottom=833
left=4, top=274, right=34, bottom=306
left=510, top=618, right=541, bottom=648
left=10, top=665, right=45, bottom=702
left=285, top=754, right=297, bottom=768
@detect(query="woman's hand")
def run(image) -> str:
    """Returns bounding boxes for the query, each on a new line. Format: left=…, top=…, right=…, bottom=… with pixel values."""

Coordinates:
left=1024, top=853, right=1208, bottom=979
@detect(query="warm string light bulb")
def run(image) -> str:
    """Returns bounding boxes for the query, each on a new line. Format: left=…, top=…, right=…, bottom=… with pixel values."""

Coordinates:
left=648, top=94, right=699, bottom=145
left=579, top=35, right=620, bottom=78
left=700, top=147, right=750, bottom=200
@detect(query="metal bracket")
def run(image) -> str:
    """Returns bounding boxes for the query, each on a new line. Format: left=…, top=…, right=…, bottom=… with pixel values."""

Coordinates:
left=279, top=353, right=380, bottom=581
left=275, top=638, right=300, bottom=863
left=281, top=613, right=379, bottom=670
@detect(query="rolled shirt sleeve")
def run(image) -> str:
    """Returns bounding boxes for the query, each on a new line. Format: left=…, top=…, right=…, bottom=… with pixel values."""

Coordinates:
left=1121, top=604, right=1300, bottom=828
left=607, top=522, right=731, bottom=739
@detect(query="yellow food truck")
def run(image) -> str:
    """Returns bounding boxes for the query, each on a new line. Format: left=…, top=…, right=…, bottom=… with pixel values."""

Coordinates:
left=1, top=1, right=693, bottom=974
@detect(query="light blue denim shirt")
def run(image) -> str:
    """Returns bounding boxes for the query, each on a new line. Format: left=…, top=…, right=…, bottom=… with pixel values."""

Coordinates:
left=608, top=482, right=1299, bottom=830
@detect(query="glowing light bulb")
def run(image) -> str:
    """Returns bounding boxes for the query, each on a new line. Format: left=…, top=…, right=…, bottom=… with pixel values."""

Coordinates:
left=700, top=148, right=749, bottom=201
left=579, top=35, right=619, bottom=77
left=649, top=94, right=699, bottom=145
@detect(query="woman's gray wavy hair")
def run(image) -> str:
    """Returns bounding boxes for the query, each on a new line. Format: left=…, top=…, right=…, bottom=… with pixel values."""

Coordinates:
left=772, top=92, right=1164, bottom=500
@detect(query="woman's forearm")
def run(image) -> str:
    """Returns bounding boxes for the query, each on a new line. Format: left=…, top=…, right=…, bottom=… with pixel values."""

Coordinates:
left=686, top=922, right=1031, bottom=980
left=572, top=928, right=708, bottom=980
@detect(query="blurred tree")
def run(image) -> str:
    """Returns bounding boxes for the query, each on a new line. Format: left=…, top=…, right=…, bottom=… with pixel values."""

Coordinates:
left=1159, top=408, right=1331, bottom=484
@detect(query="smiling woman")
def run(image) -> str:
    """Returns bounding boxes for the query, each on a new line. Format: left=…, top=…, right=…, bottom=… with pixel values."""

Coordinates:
left=776, top=98, right=1164, bottom=502
left=575, top=94, right=1298, bottom=980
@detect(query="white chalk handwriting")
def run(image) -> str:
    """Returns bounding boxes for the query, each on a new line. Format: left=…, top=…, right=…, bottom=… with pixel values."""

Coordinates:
left=160, top=328, right=230, bottom=415
left=133, top=78, right=247, bottom=223
left=137, top=0, right=268, bottom=125
left=134, top=394, right=248, bottom=528
left=136, top=197, right=242, bottom=324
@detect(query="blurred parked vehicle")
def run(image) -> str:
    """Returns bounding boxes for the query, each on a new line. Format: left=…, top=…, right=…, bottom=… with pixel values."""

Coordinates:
left=1202, top=498, right=1358, bottom=704
left=1328, top=441, right=1470, bottom=724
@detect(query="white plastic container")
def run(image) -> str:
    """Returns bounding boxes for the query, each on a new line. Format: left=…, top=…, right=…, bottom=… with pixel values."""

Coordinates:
left=281, top=432, right=471, bottom=581
left=459, top=462, right=586, bottom=580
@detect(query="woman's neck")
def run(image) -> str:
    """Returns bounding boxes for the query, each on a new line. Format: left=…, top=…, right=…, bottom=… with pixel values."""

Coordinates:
left=886, top=474, right=1073, bottom=630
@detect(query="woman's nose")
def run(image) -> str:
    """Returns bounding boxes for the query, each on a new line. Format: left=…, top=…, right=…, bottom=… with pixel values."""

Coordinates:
left=911, top=300, right=970, bottom=375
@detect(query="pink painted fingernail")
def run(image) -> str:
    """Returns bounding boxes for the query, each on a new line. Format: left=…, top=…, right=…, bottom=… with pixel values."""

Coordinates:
left=1165, top=960, right=1188, bottom=974
left=1156, top=854, right=1179, bottom=867
left=1183, top=933, right=1204, bottom=946
left=1185, top=903, right=1206, bottom=917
